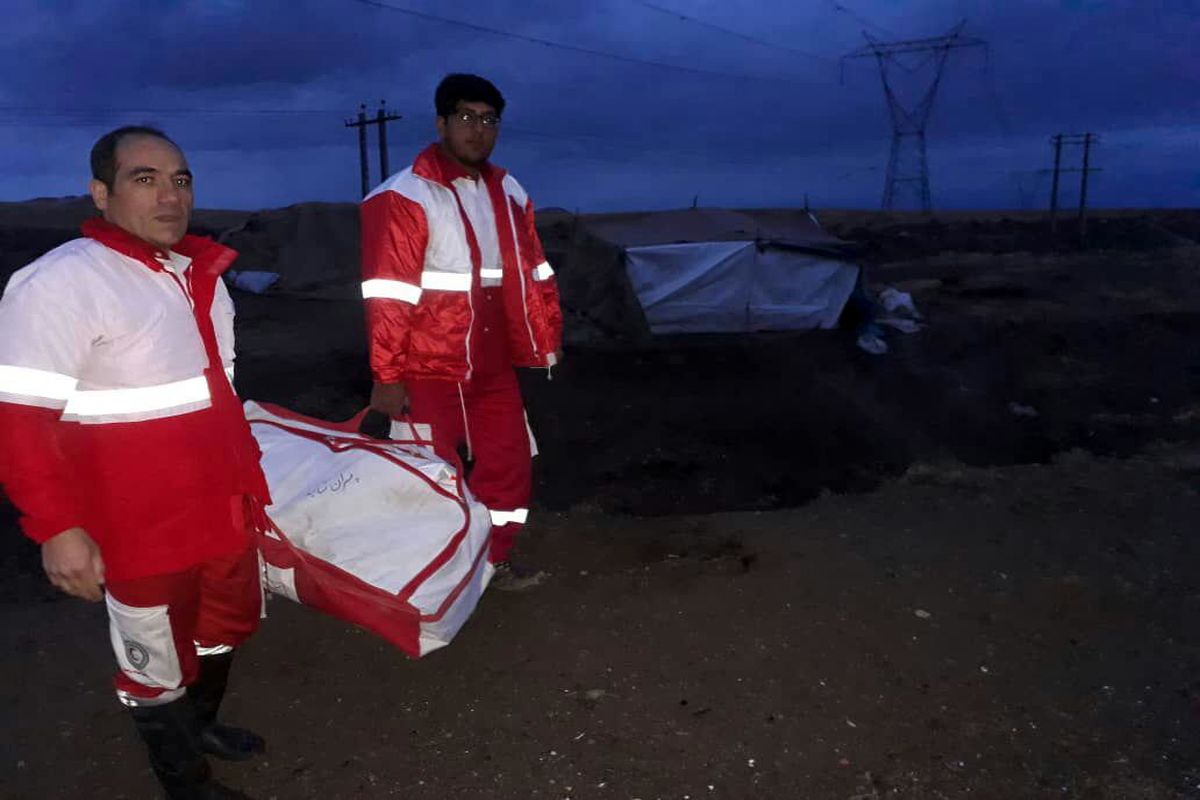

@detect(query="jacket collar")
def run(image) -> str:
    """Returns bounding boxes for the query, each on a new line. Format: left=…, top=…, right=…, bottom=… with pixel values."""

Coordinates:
left=81, top=217, right=238, bottom=276
left=412, top=143, right=507, bottom=189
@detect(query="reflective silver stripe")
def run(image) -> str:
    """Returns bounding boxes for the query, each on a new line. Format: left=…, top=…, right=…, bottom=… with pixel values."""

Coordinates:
left=362, top=278, right=422, bottom=304
left=63, top=375, right=210, bottom=418
left=195, top=643, right=233, bottom=657
left=480, top=267, right=503, bottom=288
left=257, top=550, right=269, bottom=620
left=532, top=261, right=555, bottom=281
left=0, top=365, right=78, bottom=401
left=420, top=270, right=472, bottom=292
left=489, top=508, right=529, bottom=526
left=116, top=687, right=186, bottom=708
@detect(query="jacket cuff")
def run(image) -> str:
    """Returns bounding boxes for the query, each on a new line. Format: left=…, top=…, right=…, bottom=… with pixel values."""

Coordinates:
left=21, top=514, right=84, bottom=545
left=373, top=371, right=407, bottom=385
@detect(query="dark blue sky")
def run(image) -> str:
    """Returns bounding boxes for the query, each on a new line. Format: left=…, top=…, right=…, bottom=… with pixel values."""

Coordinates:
left=1, top=0, right=1196, bottom=211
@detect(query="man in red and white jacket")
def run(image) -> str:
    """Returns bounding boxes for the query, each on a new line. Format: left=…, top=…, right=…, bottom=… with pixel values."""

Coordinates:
left=0, top=126, right=267, bottom=799
left=362, top=73, right=562, bottom=590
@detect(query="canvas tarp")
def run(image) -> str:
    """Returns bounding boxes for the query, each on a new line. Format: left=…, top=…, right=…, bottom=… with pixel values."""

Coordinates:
left=217, top=202, right=361, bottom=299
left=556, top=208, right=861, bottom=341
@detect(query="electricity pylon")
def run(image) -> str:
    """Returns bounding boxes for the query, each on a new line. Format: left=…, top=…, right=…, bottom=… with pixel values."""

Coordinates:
left=845, top=22, right=984, bottom=212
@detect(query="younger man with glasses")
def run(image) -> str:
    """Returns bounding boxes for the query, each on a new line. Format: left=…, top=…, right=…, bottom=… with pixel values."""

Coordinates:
left=361, top=73, right=562, bottom=590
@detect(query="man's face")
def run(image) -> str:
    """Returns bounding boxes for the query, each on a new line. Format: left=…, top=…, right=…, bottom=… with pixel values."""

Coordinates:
left=436, top=100, right=500, bottom=169
left=89, top=135, right=194, bottom=250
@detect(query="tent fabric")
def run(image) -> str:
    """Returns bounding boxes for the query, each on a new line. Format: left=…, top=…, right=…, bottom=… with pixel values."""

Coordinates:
left=558, top=207, right=862, bottom=341
left=625, top=242, right=859, bottom=334
left=579, top=207, right=847, bottom=253
left=218, top=202, right=361, bottom=299
left=749, top=248, right=860, bottom=331
left=625, top=242, right=754, bottom=334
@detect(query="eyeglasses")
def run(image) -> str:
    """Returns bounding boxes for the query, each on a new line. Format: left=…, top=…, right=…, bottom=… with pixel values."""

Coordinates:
left=450, top=110, right=501, bottom=129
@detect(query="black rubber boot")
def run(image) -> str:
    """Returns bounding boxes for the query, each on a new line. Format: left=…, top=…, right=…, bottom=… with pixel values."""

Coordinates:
left=190, top=651, right=266, bottom=762
left=129, top=698, right=255, bottom=799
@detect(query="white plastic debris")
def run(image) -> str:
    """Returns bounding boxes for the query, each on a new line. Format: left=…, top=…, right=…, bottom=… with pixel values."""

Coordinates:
left=877, top=317, right=923, bottom=334
left=856, top=332, right=889, bottom=355
left=1008, top=402, right=1039, bottom=418
left=224, top=269, right=280, bottom=294
left=879, top=287, right=923, bottom=319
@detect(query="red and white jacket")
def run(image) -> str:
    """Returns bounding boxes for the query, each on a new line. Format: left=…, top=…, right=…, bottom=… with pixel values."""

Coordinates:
left=0, top=219, right=269, bottom=581
left=360, top=143, right=562, bottom=383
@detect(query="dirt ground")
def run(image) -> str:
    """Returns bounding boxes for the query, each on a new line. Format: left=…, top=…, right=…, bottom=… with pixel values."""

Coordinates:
left=2, top=220, right=1199, bottom=798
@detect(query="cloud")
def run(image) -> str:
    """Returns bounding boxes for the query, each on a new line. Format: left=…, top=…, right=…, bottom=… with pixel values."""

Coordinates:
left=0, top=0, right=1195, bottom=210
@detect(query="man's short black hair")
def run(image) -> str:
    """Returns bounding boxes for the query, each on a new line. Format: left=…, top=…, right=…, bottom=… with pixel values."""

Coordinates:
left=435, top=73, right=506, bottom=118
left=90, top=125, right=177, bottom=190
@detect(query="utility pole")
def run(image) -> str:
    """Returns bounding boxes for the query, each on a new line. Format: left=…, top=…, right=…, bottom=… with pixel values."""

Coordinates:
left=345, top=101, right=403, bottom=197
left=375, top=101, right=401, bottom=179
left=1049, top=134, right=1063, bottom=234
left=1011, top=170, right=1051, bottom=210
left=1046, top=132, right=1100, bottom=246
left=346, top=104, right=370, bottom=198
left=844, top=21, right=984, bottom=213
left=1078, top=132, right=1095, bottom=247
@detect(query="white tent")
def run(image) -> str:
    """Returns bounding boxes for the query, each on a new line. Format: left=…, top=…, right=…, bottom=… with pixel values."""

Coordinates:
left=558, top=208, right=861, bottom=340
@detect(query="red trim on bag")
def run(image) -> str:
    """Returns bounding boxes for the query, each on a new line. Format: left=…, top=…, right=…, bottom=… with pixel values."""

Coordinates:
left=249, top=419, right=464, bottom=501
left=257, top=522, right=421, bottom=655
left=422, top=531, right=492, bottom=622
left=251, top=403, right=435, bottom=449
left=393, top=498, right=472, bottom=604
left=249, top=410, right=488, bottom=631
left=251, top=418, right=476, bottom=604
left=252, top=402, right=366, bottom=433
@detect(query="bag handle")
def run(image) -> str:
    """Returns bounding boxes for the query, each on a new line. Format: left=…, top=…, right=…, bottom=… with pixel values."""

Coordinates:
left=356, top=407, right=435, bottom=448
left=267, top=405, right=426, bottom=447
left=356, top=408, right=392, bottom=440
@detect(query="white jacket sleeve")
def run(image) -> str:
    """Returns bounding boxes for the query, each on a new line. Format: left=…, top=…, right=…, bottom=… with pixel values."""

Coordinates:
left=0, top=253, right=96, bottom=409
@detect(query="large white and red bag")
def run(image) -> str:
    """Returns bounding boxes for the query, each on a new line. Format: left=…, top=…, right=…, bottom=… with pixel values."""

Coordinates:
left=244, top=401, right=493, bottom=657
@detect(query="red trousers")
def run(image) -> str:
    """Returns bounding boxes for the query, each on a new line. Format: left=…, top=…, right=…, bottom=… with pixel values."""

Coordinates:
left=407, top=366, right=532, bottom=563
left=104, top=546, right=261, bottom=706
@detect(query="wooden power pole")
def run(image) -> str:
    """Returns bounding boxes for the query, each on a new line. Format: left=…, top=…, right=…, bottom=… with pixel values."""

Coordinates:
left=1049, top=134, right=1063, bottom=235
left=1078, top=132, right=1096, bottom=247
left=1047, top=132, right=1101, bottom=247
left=345, top=101, right=403, bottom=197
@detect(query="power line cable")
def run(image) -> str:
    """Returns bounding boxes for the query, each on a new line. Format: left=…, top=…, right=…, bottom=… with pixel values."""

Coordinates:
left=345, top=0, right=810, bottom=85
left=825, top=0, right=897, bottom=38
left=978, top=45, right=1015, bottom=138
left=630, top=0, right=834, bottom=63
left=503, top=126, right=894, bottom=176
left=0, top=105, right=344, bottom=117
left=0, top=107, right=788, bottom=169
left=0, top=104, right=817, bottom=168
left=501, top=125, right=760, bottom=166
